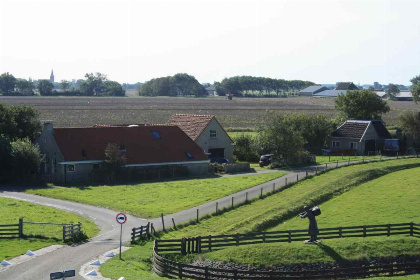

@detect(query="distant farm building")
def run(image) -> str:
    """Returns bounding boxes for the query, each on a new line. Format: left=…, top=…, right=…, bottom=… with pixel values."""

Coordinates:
left=205, top=86, right=218, bottom=96
left=328, top=120, right=392, bottom=156
left=299, top=86, right=329, bottom=96
left=311, top=82, right=360, bottom=97
left=168, top=114, right=235, bottom=162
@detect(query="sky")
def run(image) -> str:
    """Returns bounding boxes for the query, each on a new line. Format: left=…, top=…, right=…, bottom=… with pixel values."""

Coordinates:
left=0, top=0, right=419, bottom=85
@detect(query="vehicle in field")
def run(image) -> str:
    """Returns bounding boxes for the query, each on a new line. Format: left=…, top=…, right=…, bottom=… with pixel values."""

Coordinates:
left=259, top=154, right=274, bottom=167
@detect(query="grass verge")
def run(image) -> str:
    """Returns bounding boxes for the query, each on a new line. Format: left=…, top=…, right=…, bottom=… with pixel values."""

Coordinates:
left=100, top=158, right=420, bottom=280
left=0, top=197, right=98, bottom=260
left=25, top=172, right=286, bottom=218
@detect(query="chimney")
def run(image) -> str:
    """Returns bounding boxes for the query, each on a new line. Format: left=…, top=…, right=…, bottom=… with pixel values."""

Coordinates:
left=42, top=121, right=54, bottom=131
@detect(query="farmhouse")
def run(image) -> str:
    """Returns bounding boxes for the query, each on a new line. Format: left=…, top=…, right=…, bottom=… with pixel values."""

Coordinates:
left=313, top=82, right=359, bottom=97
left=35, top=122, right=209, bottom=183
left=167, top=114, right=235, bottom=162
left=328, top=120, right=392, bottom=155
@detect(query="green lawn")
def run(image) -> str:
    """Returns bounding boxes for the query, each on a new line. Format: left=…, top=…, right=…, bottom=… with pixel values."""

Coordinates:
left=100, top=158, right=420, bottom=280
left=25, top=173, right=286, bottom=218
left=0, top=197, right=99, bottom=260
left=203, top=167, right=420, bottom=266
left=228, top=131, right=258, bottom=138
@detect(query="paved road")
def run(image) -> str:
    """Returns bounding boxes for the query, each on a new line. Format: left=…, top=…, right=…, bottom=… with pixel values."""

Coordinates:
left=0, top=157, right=395, bottom=280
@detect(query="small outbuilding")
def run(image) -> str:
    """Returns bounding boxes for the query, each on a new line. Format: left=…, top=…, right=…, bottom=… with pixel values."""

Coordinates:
left=328, top=120, right=392, bottom=155
left=299, top=86, right=329, bottom=96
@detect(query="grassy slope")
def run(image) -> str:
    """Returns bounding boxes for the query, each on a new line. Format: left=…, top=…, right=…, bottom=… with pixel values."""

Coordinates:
left=316, top=155, right=382, bottom=164
left=204, top=168, right=420, bottom=265
left=100, top=158, right=420, bottom=280
left=25, top=173, right=286, bottom=218
left=0, top=197, right=98, bottom=260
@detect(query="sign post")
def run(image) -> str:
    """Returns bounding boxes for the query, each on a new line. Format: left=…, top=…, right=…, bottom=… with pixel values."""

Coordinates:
left=116, top=213, right=127, bottom=260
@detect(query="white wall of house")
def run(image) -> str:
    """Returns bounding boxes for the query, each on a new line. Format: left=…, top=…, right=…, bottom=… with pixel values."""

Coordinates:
left=196, top=118, right=234, bottom=162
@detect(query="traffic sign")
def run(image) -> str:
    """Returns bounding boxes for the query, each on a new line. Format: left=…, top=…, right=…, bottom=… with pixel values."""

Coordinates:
left=116, top=213, right=127, bottom=224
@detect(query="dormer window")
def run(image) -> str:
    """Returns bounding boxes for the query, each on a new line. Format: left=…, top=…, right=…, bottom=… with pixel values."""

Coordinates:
left=152, top=131, right=161, bottom=139
left=185, top=152, right=193, bottom=158
left=210, top=130, right=216, bottom=138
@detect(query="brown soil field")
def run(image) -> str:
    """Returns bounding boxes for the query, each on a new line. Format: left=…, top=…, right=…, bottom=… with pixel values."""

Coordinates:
left=0, top=96, right=418, bottom=130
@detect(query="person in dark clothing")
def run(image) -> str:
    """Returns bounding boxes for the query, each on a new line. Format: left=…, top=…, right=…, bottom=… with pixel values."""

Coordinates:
left=300, top=205, right=319, bottom=242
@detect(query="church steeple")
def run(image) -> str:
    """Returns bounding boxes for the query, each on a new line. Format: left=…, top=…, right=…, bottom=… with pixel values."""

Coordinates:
left=49, top=69, right=54, bottom=83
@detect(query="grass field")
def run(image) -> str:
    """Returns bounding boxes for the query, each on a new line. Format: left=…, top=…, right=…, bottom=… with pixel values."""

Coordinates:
left=100, top=158, right=420, bottom=280
left=0, top=197, right=99, bottom=260
left=228, top=131, right=258, bottom=138
left=316, top=155, right=383, bottom=164
left=0, top=96, right=415, bottom=129
left=203, top=167, right=420, bottom=266
left=25, top=173, right=286, bottom=218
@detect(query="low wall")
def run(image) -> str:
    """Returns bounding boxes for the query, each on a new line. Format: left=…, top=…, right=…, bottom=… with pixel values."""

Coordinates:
left=224, top=163, right=250, bottom=173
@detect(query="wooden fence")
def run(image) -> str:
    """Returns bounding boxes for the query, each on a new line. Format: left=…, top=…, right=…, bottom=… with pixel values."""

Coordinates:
left=131, top=222, right=155, bottom=243
left=154, top=251, right=420, bottom=280
left=154, top=222, right=419, bottom=254
left=153, top=222, right=420, bottom=279
left=63, top=222, right=82, bottom=241
left=0, top=218, right=23, bottom=239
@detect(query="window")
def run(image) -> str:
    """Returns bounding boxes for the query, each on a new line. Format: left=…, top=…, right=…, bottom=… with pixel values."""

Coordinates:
left=332, top=141, right=340, bottom=148
left=185, top=152, right=193, bottom=158
left=119, top=144, right=126, bottom=152
left=152, top=131, right=161, bottom=139
left=210, top=130, right=217, bottom=138
left=350, top=142, right=357, bottom=149
left=93, top=164, right=101, bottom=170
left=67, top=165, right=75, bottom=172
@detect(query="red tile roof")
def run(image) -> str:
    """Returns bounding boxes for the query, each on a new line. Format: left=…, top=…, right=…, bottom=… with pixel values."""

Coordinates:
left=167, top=114, right=215, bottom=141
left=53, top=126, right=208, bottom=164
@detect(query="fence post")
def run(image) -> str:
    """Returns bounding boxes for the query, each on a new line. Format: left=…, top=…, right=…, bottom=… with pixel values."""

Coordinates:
left=315, top=167, right=318, bottom=175
left=285, top=178, right=288, bottom=186
left=181, top=238, right=186, bottom=255
left=410, top=222, right=414, bottom=236
left=339, top=227, right=342, bottom=238
left=197, top=209, right=199, bottom=222
left=288, top=231, right=292, bottom=243
left=387, top=224, right=391, bottom=236
left=336, top=160, right=338, bottom=168
left=179, top=263, right=183, bottom=279
left=146, top=222, right=150, bottom=237
left=260, top=187, right=263, bottom=198
left=306, top=171, right=308, bottom=177
left=161, top=213, right=165, bottom=232
left=172, top=218, right=177, bottom=230
left=231, top=197, right=234, bottom=208
left=140, top=225, right=143, bottom=239
left=273, top=183, right=275, bottom=192
left=363, top=226, right=366, bottom=237
left=245, top=192, right=248, bottom=202
left=236, top=233, right=240, bottom=246
left=205, top=267, right=209, bottom=280
left=209, top=235, right=212, bottom=251
left=63, top=225, right=66, bottom=241
left=18, top=218, right=23, bottom=239
left=233, top=270, right=238, bottom=280
left=131, top=228, right=136, bottom=243
left=296, top=174, right=299, bottom=182
left=216, top=202, right=219, bottom=214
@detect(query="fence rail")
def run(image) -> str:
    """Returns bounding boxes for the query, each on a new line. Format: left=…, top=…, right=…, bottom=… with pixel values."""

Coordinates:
left=153, top=222, right=420, bottom=279
left=63, top=222, right=82, bottom=241
left=154, top=222, right=419, bottom=254
left=0, top=218, right=23, bottom=239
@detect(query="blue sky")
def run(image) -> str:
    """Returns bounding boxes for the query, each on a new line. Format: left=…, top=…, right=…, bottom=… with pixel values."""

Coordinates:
left=0, top=0, right=419, bottom=85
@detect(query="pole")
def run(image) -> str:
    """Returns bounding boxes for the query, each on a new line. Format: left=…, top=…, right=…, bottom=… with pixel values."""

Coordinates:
left=119, top=223, right=122, bottom=260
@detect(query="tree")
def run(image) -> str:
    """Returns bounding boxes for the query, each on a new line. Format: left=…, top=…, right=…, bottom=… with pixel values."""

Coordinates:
left=104, top=143, right=127, bottom=182
left=104, top=81, right=125, bottom=96
left=0, top=102, right=42, bottom=141
left=233, top=134, right=258, bottom=162
left=256, top=115, right=305, bottom=164
left=399, top=111, right=420, bottom=148
left=11, top=139, right=41, bottom=180
left=37, top=80, right=54, bottom=96
left=410, top=75, right=420, bottom=104
left=385, top=84, right=400, bottom=99
left=16, top=79, right=34, bottom=95
left=80, top=73, right=107, bottom=96
left=0, top=72, right=17, bottom=95
left=335, top=89, right=390, bottom=120
left=60, top=80, right=70, bottom=91
left=0, top=135, right=13, bottom=181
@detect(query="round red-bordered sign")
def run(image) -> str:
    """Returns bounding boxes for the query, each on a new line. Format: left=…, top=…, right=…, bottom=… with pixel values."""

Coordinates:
left=116, top=213, right=127, bottom=224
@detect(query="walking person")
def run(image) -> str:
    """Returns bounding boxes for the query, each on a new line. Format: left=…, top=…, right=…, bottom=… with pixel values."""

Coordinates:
left=300, top=205, right=320, bottom=243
